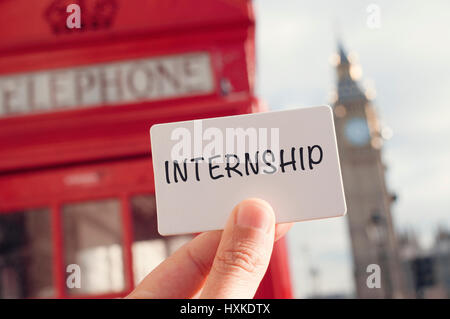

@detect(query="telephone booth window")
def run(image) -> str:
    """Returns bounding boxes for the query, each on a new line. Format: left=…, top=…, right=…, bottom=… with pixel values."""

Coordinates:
left=62, top=199, right=125, bottom=296
left=0, top=209, right=53, bottom=298
left=130, top=194, right=191, bottom=285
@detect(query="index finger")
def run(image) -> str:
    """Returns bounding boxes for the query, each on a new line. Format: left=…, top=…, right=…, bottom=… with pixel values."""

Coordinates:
left=127, top=230, right=221, bottom=299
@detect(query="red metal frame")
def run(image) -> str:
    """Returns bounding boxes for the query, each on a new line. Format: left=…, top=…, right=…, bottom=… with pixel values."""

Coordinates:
left=0, top=0, right=292, bottom=299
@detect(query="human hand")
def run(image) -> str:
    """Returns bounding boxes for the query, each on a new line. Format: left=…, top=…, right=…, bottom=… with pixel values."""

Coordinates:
left=127, top=198, right=292, bottom=299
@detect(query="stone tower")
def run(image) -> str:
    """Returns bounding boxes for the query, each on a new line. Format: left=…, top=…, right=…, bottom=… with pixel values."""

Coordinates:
left=332, top=42, right=405, bottom=298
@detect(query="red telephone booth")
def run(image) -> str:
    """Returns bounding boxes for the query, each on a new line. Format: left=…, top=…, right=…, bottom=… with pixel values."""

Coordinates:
left=0, top=0, right=292, bottom=299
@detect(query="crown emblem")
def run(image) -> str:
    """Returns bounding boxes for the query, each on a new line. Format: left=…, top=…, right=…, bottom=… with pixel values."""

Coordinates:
left=44, top=0, right=118, bottom=34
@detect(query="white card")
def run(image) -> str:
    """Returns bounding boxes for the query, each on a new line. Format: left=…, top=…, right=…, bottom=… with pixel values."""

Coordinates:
left=150, top=105, right=346, bottom=235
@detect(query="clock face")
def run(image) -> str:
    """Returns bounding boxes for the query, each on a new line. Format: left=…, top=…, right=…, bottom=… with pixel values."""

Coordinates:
left=344, top=117, right=370, bottom=146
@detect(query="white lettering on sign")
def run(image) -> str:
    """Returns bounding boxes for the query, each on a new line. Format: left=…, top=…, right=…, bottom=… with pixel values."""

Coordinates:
left=0, top=52, right=214, bottom=117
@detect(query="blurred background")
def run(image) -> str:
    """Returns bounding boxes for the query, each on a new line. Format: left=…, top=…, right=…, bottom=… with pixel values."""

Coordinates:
left=0, top=0, right=448, bottom=299
left=254, top=0, right=450, bottom=298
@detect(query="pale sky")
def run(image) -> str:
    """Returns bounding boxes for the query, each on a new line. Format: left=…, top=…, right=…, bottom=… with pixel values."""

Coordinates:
left=254, top=0, right=450, bottom=298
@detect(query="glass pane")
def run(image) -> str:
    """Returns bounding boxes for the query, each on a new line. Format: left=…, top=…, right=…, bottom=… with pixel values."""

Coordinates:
left=0, top=208, right=53, bottom=298
left=62, top=199, right=124, bottom=296
left=130, top=194, right=191, bottom=285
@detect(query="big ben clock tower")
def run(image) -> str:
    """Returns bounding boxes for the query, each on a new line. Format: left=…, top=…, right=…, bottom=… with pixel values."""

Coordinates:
left=332, top=43, right=405, bottom=298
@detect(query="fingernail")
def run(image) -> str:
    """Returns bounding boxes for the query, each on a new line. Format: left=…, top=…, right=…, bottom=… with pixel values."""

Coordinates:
left=236, top=200, right=273, bottom=233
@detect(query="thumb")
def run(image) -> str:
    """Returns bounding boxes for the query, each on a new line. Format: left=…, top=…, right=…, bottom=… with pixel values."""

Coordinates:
left=200, top=198, right=276, bottom=299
